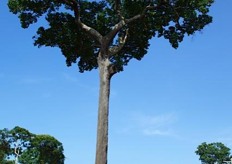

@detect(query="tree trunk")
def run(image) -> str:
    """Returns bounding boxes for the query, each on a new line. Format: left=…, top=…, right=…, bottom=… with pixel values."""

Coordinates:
left=95, top=56, right=111, bottom=164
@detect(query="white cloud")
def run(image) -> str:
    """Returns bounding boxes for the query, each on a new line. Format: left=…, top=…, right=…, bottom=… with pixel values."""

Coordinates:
left=135, top=113, right=177, bottom=128
left=118, top=112, right=178, bottom=137
left=19, top=77, right=52, bottom=84
left=62, top=72, right=100, bottom=96
left=62, top=73, right=80, bottom=83
left=143, top=129, right=173, bottom=136
left=138, top=113, right=177, bottom=137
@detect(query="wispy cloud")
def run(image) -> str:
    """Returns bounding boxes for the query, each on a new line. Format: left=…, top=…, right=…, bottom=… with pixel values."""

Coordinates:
left=119, top=111, right=178, bottom=137
left=61, top=72, right=118, bottom=97
left=19, top=77, right=52, bottom=85
left=137, top=112, right=177, bottom=137
left=62, top=72, right=99, bottom=95
left=143, top=129, right=173, bottom=136
left=135, top=112, right=177, bottom=128
left=62, top=73, right=80, bottom=83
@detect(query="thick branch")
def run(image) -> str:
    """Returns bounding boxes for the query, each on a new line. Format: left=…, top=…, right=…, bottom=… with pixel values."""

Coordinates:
left=109, top=29, right=128, bottom=55
left=62, top=0, right=103, bottom=44
left=14, top=144, right=20, bottom=164
left=78, top=22, right=103, bottom=44
left=115, top=0, right=124, bottom=20
left=105, top=19, right=125, bottom=46
left=105, top=4, right=157, bottom=46
left=60, top=0, right=75, bottom=6
left=126, top=5, right=158, bottom=23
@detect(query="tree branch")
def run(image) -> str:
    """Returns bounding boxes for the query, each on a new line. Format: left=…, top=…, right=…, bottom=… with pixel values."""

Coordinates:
left=14, top=144, right=20, bottom=164
left=78, top=22, right=103, bottom=44
left=105, top=4, right=157, bottom=46
left=126, top=5, right=158, bottom=23
left=115, top=0, right=124, bottom=20
left=62, top=0, right=103, bottom=44
left=109, top=29, right=128, bottom=55
left=60, top=0, right=75, bottom=6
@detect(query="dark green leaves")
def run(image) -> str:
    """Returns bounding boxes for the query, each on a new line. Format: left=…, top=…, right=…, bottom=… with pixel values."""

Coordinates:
left=20, top=135, right=65, bottom=164
left=33, top=11, right=98, bottom=72
left=8, top=0, right=62, bottom=28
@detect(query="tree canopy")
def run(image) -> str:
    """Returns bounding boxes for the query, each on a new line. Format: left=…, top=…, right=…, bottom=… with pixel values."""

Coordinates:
left=0, top=126, right=65, bottom=164
left=8, top=0, right=214, bottom=73
left=196, top=142, right=231, bottom=164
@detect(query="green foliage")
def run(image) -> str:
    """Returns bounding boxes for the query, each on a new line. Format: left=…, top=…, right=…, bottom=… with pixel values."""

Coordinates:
left=0, top=129, right=12, bottom=164
left=196, top=142, right=231, bottom=164
left=0, top=126, right=65, bottom=164
left=8, top=0, right=214, bottom=73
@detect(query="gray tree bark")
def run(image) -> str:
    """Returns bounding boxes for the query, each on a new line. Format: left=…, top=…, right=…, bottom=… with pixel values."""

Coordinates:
left=95, top=55, right=111, bottom=164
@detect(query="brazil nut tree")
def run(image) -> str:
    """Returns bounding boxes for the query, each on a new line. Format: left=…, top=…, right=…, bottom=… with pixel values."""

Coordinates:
left=7, top=0, right=214, bottom=164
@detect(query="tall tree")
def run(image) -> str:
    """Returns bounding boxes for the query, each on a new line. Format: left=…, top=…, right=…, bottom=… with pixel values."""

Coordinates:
left=7, top=0, right=214, bottom=164
left=196, top=142, right=231, bottom=164
left=0, top=126, right=65, bottom=164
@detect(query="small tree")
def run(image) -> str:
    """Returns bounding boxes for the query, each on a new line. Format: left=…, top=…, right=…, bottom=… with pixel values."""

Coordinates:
left=7, top=0, right=214, bottom=164
left=196, top=142, right=231, bottom=164
left=0, top=126, right=65, bottom=164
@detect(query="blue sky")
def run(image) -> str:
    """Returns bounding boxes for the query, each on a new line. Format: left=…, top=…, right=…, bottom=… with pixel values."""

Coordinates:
left=0, top=0, right=232, bottom=164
